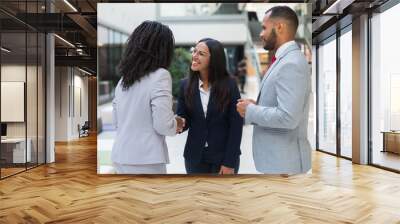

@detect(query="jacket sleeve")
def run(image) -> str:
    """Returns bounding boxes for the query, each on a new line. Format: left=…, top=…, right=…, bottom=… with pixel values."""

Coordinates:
left=112, top=81, right=120, bottom=130
left=112, top=96, right=118, bottom=130
left=245, top=62, right=309, bottom=130
left=176, top=79, right=190, bottom=132
left=223, top=80, right=243, bottom=168
left=150, top=69, right=177, bottom=136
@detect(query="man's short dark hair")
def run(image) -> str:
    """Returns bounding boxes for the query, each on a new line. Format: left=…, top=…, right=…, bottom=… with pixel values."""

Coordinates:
left=265, top=6, right=299, bottom=35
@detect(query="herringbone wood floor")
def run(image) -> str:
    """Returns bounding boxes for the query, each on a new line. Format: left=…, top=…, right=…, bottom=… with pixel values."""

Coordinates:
left=1, top=135, right=400, bottom=223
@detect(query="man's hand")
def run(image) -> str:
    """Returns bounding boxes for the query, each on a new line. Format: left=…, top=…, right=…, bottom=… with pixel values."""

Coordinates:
left=219, top=165, right=235, bottom=175
left=236, top=99, right=256, bottom=118
left=175, top=116, right=185, bottom=133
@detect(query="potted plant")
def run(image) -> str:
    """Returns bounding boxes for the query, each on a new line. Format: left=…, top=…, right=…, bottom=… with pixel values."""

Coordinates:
left=169, top=48, right=192, bottom=112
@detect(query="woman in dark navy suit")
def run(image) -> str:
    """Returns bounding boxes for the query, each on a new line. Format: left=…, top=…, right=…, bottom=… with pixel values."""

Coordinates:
left=177, top=38, right=243, bottom=174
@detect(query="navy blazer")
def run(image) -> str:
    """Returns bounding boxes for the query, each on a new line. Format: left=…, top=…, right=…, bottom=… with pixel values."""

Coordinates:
left=176, top=77, right=243, bottom=168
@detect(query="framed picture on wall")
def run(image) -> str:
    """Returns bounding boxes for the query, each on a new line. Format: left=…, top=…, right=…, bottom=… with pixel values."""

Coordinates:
left=1, top=81, right=25, bottom=122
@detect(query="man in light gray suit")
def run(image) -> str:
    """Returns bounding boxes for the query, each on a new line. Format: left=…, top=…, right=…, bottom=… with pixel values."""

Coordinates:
left=237, top=6, right=311, bottom=175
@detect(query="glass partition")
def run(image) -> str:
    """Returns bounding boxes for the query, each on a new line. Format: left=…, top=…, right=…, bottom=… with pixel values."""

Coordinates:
left=0, top=1, right=46, bottom=179
left=339, top=28, right=352, bottom=158
left=371, top=4, right=400, bottom=171
left=1, top=30, right=28, bottom=177
left=317, top=36, right=337, bottom=155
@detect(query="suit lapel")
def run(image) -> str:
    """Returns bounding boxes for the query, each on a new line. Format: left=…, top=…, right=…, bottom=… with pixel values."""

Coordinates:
left=195, top=83, right=207, bottom=120
left=260, top=58, right=279, bottom=88
left=196, top=77, right=214, bottom=122
left=257, top=44, right=300, bottom=103
left=205, top=89, right=213, bottom=122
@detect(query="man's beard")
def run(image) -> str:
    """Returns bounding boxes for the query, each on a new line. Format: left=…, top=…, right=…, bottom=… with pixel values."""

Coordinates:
left=263, top=28, right=277, bottom=51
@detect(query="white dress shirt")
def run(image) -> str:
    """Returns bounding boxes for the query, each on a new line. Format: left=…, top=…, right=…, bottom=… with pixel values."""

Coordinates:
left=199, top=79, right=210, bottom=117
left=199, top=78, right=210, bottom=147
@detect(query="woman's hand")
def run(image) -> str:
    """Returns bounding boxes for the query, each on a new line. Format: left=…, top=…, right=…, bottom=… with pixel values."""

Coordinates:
left=236, top=98, right=256, bottom=118
left=175, top=116, right=186, bottom=133
left=219, top=165, right=235, bottom=175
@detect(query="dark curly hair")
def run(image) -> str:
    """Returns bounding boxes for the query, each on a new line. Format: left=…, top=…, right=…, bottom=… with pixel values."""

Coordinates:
left=118, top=20, right=175, bottom=90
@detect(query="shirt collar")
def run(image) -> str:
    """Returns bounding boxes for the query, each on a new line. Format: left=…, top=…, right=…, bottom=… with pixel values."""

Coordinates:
left=275, top=40, right=296, bottom=59
left=199, top=78, right=210, bottom=92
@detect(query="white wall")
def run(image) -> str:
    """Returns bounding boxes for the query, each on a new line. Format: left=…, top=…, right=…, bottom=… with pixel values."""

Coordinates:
left=55, top=67, right=68, bottom=141
left=1, top=65, right=28, bottom=138
left=55, top=67, right=89, bottom=141
left=1, top=65, right=26, bottom=81
left=1, top=65, right=26, bottom=140
left=2, top=63, right=46, bottom=164
left=72, top=73, right=89, bottom=138
left=1, top=82, right=25, bottom=122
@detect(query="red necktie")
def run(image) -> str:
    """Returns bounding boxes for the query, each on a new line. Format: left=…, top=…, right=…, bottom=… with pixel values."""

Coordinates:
left=265, top=55, right=277, bottom=74
left=271, top=55, right=277, bottom=65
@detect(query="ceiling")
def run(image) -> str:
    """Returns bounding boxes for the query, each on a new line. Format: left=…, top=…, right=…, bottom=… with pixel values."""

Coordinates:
left=0, top=0, right=99, bottom=74
left=1, top=0, right=396, bottom=73
left=311, top=0, right=391, bottom=44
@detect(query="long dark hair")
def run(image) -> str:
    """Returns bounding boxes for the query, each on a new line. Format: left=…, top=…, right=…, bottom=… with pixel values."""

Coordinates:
left=118, top=20, right=175, bottom=90
left=185, top=38, right=231, bottom=112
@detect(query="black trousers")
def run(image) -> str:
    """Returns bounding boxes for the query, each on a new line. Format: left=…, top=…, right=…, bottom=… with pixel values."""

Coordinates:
left=185, top=148, right=240, bottom=174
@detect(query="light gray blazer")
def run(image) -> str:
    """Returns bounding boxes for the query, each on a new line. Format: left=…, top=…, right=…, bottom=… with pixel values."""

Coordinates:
left=245, top=43, right=312, bottom=174
left=111, top=68, right=177, bottom=165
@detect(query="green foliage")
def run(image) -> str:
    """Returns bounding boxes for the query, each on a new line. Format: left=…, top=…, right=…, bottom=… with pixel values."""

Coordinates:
left=169, top=48, right=191, bottom=99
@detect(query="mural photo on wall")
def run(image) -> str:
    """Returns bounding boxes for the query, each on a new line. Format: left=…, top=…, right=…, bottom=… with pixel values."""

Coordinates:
left=97, top=3, right=313, bottom=175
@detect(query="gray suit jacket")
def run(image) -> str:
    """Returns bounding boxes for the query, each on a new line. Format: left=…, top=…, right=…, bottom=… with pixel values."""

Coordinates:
left=245, top=42, right=312, bottom=174
left=111, top=68, right=177, bottom=165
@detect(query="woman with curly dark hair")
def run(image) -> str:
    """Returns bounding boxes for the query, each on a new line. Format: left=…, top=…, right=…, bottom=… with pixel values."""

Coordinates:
left=111, top=21, right=184, bottom=174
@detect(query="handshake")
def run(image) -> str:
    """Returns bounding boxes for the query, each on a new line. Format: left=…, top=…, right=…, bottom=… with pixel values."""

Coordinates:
left=175, top=116, right=186, bottom=134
